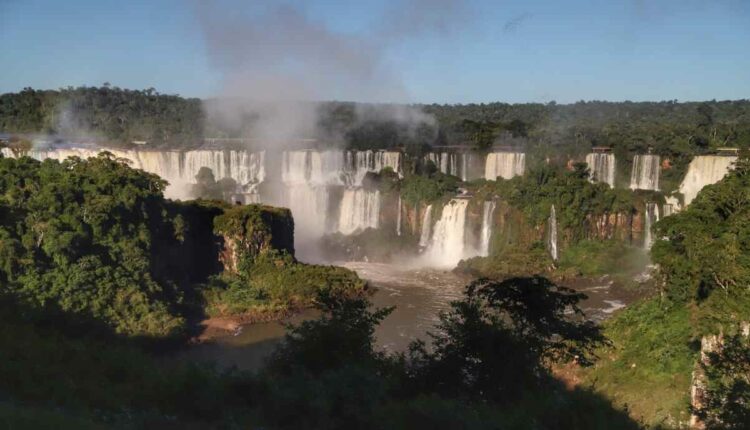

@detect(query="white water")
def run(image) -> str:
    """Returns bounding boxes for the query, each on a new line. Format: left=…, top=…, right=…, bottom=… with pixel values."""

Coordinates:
left=479, top=201, right=496, bottom=256
left=662, top=196, right=680, bottom=217
left=418, top=204, right=433, bottom=249
left=283, top=185, right=330, bottom=239
left=1, top=147, right=15, bottom=158
left=643, top=202, right=660, bottom=250
left=17, top=147, right=266, bottom=200
left=337, top=188, right=381, bottom=235
left=423, top=199, right=470, bottom=268
left=346, top=150, right=402, bottom=185
left=548, top=204, right=559, bottom=261
left=586, top=153, right=616, bottom=188
left=679, top=155, right=737, bottom=205
left=484, top=152, right=526, bottom=180
left=396, top=196, right=402, bottom=236
left=425, top=152, right=458, bottom=176
left=630, top=155, right=660, bottom=191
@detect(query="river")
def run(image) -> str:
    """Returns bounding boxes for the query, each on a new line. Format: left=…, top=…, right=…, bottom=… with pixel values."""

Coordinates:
left=180, top=262, right=642, bottom=371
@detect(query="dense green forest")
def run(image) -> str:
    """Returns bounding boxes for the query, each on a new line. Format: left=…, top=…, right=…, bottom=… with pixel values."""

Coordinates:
left=0, top=86, right=204, bottom=147
left=0, top=153, right=364, bottom=338
left=2, top=86, right=749, bottom=162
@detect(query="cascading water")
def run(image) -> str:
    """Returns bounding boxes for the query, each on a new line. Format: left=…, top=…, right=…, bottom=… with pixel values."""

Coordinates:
left=630, top=155, right=660, bottom=191
left=679, top=155, right=737, bottom=205
left=662, top=196, right=680, bottom=217
left=18, top=146, right=266, bottom=200
left=479, top=201, right=496, bottom=256
left=643, top=202, right=660, bottom=250
left=418, top=204, right=433, bottom=249
left=423, top=199, right=469, bottom=268
left=425, top=152, right=458, bottom=176
left=346, top=150, right=402, bottom=185
left=337, top=189, right=381, bottom=235
left=547, top=205, right=558, bottom=261
left=585, top=153, right=616, bottom=188
left=396, top=196, right=402, bottom=236
left=284, top=184, right=330, bottom=239
left=484, top=152, right=526, bottom=180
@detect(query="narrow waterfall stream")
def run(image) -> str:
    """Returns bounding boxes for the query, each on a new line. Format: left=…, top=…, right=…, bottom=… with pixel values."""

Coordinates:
left=643, top=202, right=660, bottom=250
left=479, top=201, right=496, bottom=256
left=548, top=204, right=559, bottom=261
left=418, top=204, right=433, bottom=249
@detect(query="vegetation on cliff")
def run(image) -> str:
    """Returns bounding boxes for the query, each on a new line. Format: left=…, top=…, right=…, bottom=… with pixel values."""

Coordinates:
left=579, top=155, right=750, bottom=427
left=0, top=153, right=365, bottom=337
left=459, top=163, right=640, bottom=279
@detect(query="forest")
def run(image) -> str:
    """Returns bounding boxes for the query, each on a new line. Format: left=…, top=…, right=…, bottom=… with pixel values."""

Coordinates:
left=2, top=86, right=749, bottom=162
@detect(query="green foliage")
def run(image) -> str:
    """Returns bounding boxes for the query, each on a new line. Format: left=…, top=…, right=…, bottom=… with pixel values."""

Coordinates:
left=267, top=292, right=393, bottom=376
left=558, top=240, right=649, bottom=277
left=213, top=203, right=295, bottom=267
left=407, top=276, right=604, bottom=403
left=0, top=86, right=204, bottom=146
left=695, top=332, right=750, bottom=429
left=0, top=154, right=187, bottom=337
left=203, top=251, right=367, bottom=317
left=399, top=171, right=460, bottom=206
left=457, top=245, right=552, bottom=279
left=488, top=163, right=634, bottom=239
left=581, top=298, right=695, bottom=427
left=652, top=155, right=750, bottom=332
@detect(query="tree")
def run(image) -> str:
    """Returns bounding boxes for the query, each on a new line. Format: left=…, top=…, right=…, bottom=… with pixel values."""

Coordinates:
left=694, top=333, right=750, bottom=429
left=407, top=276, right=604, bottom=403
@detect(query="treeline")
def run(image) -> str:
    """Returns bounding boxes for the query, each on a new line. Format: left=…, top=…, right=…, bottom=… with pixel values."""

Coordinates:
left=2, top=86, right=749, bottom=159
left=0, top=86, right=204, bottom=146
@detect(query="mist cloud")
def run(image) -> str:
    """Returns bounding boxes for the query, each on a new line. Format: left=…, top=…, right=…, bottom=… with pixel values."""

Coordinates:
left=194, top=0, right=466, bottom=146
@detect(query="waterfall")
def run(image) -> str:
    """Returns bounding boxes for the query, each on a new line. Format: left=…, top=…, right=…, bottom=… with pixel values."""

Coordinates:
left=425, top=152, right=459, bottom=177
left=662, top=196, right=680, bottom=217
left=679, top=155, right=737, bottom=205
left=548, top=205, right=558, bottom=261
left=479, top=201, right=496, bottom=256
left=1, top=148, right=14, bottom=158
left=484, top=152, right=526, bottom=180
left=424, top=199, right=469, bottom=268
left=644, top=202, right=660, bottom=250
left=17, top=146, right=266, bottom=200
left=418, top=204, right=433, bottom=249
left=396, top=196, right=402, bottom=236
left=337, top=189, right=381, bottom=235
left=630, top=155, right=660, bottom=191
left=585, top=153, right=616, bottom=188
left=346, top=150, right=402, bottom=185
left=460, top=153, right=470, bottom=181
left=284, top=185, right=330, bottom=239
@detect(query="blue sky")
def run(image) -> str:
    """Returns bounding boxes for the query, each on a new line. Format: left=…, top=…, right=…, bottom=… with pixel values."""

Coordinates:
left=1, top=0, right=749, bottom=103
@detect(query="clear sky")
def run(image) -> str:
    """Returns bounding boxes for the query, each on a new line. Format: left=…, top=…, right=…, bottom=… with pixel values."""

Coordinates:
left=1, top=0, right=749, bottom=104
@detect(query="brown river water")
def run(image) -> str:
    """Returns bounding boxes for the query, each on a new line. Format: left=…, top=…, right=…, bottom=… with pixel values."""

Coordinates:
left=180, top=262, right=644, bottom=371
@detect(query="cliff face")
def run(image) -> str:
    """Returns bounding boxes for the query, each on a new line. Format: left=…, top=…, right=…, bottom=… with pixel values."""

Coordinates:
left=213, top=204, right=295, bottom=274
